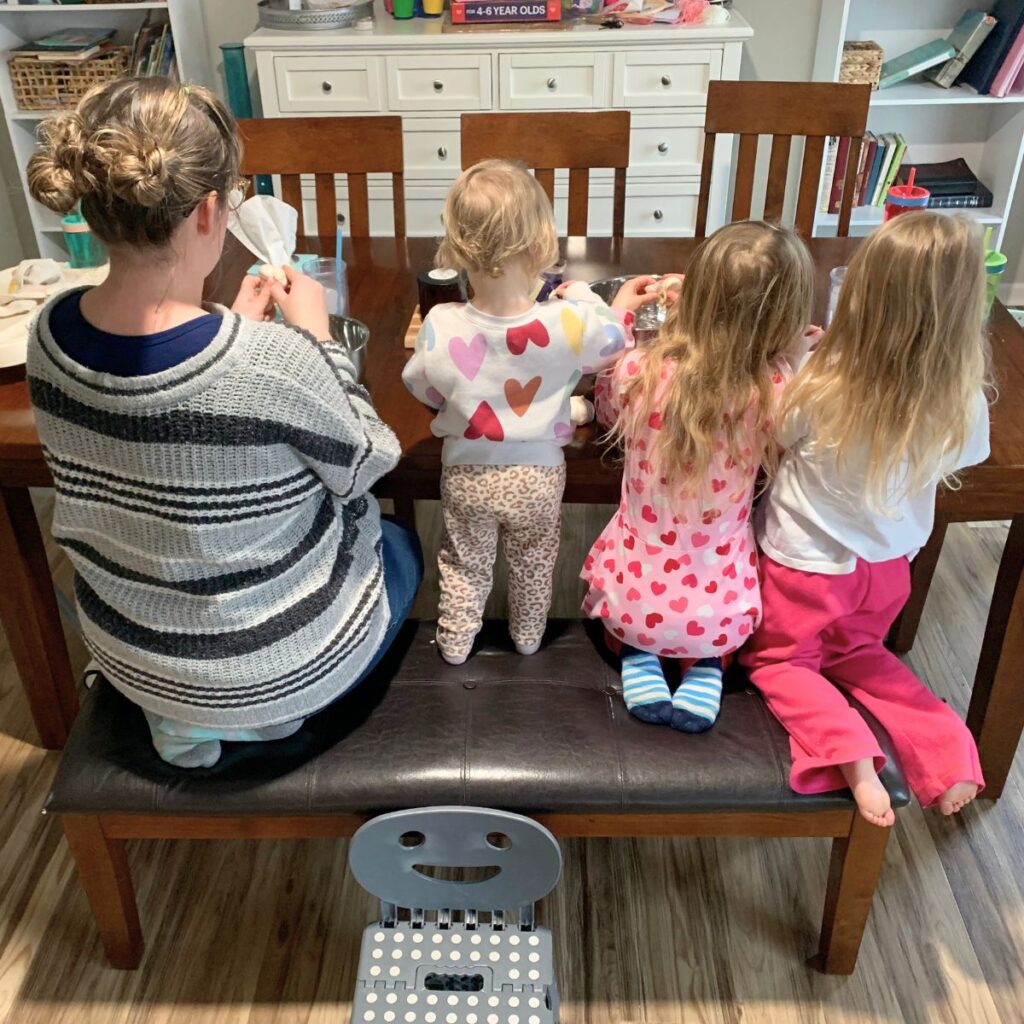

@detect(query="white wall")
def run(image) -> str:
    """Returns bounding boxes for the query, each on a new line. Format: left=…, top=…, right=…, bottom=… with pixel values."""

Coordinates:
left=197, top=0, right=262, bottom=105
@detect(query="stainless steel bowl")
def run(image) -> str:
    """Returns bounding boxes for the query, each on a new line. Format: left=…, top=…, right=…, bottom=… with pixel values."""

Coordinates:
left=259, top=0, right=374, bottom=30
left=328, top=315, right=369, bottom=379
left=589, top=275, right=666, bottom=344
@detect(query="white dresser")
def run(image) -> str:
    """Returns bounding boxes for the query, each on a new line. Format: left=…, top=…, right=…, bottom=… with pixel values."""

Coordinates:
left=244, top=13, right=752, bottom=237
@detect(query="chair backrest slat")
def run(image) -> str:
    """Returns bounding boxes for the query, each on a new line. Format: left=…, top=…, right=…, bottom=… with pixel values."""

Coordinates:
left=461, top=111, right=631, bottom=241
left=696, top=81, right=871, bottom=238
left=238, top=116, right=405, bottom=240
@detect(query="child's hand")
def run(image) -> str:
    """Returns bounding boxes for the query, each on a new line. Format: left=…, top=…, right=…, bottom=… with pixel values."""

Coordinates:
left=790, top=324, right=824, bottom=363
left=231, top=276, right=275, bottom=322
left=612, top=276, right=661, bottom=312
left=266, top=266, right=332, bottom=342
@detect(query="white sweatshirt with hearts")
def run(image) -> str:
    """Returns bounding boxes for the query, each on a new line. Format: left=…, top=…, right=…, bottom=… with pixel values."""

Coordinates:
left=402, top=293, right=632, bottom=466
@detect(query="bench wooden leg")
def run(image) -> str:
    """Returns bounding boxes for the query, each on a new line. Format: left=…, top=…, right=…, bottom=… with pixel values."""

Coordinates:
left=966, top=514, right=1024, bottom=801
left=62, top=815, right=143, bottom=969
left=888, top=522, right=947, bottom=654
left=815, top=812, right=890, bottom=974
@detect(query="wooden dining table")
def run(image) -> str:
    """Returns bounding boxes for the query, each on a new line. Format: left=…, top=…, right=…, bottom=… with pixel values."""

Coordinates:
left=2, top=233, right=1023, bottom=798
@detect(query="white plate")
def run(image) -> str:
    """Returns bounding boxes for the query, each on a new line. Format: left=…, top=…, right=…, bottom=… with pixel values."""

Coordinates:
left=0, top=263, right=109, bottom=370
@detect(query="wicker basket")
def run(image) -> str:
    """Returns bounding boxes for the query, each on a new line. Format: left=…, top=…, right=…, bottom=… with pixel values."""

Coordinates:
left=840, top=40, right=884, bottom=89
left=8, top=47, right=130, bottom=111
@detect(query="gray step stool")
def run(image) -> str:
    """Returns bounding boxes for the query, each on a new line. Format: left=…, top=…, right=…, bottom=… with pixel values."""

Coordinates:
left=349, top=807, right=563, bottom=1024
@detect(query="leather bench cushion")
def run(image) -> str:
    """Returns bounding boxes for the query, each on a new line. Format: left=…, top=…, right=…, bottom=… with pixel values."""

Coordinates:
left=47, top=620, right=910, bottom=817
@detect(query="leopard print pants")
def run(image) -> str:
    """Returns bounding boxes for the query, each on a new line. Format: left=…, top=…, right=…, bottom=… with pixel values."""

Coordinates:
left=437, top=463, right=567, bottom=658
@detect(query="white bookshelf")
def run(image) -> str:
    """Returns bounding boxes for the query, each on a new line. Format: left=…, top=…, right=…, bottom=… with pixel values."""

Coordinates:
left=0, top=0, right=212, bottom=261
left=812, top=0, right=1024, bottom=249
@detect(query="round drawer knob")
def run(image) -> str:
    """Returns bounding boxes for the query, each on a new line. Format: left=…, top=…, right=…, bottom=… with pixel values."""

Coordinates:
left=653, top=209, right=664, bottom=220
left=661, top=74, right=672, bottom=87
left=433, top=80, right=444, bottom=92
left=337, top=213, right=346, bottom=225
left=438, top=146, right=448, bottom=159
left=657, top=142, right=668, bottom=153
left=547, top=77, right=557, bottom=90
left=322, top=81, right=333, bottom=94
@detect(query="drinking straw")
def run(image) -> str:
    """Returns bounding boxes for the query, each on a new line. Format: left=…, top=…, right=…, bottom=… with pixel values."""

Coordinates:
left=335, top=213, right=344, bottom=304
left=907, top=166, right=916, bottom=189
left=983, top=225, right=993, bottom=253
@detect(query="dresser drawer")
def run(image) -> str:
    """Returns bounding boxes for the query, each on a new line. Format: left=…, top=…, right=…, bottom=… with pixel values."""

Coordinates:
left=624, top=180, right=700, bottom=236
left=498, top=52, right=611, bottom=109
left=630, top=114, right=705, bottom=177
left=403, top=119, right=460, bottom=178
left=613, top=49, right=722, bottom=108
left=386, top=55, right=491, bottom=112
left=273, top=55, right=384, bottom=113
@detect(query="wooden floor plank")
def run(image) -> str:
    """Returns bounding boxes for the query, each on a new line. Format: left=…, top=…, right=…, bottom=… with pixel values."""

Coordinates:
left=0, top=510, right=1021, bottom=1023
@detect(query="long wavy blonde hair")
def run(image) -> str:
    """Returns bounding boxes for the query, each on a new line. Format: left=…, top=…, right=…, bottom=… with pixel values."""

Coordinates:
left=783, top=212, right=990, bottom=509
left=611, top=220, right=813, bottom=494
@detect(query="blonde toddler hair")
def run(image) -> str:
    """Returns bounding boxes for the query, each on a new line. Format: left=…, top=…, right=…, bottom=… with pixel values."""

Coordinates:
left=611, top=220, right=814, bottom=494
left=28, top=76, right=241, bottom=248
left=436, top=159, right=559, bottom=279
left=783, top=212, right=990, bottom=509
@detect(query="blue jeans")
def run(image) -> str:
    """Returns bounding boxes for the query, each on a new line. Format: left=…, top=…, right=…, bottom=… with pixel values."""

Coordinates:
left=354, top=515, right=423, bottom=684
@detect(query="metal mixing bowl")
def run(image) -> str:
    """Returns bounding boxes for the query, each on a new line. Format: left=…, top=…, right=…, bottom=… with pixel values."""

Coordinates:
left=589, top=275, right=666, bottom=344
left=329, top=315, right=369, bottom=380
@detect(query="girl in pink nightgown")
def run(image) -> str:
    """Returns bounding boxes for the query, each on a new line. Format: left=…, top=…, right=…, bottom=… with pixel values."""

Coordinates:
left=581, top=221, right=818, bottom=733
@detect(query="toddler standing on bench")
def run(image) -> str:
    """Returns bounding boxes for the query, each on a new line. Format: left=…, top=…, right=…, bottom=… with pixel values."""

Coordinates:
left=403, top=159, right=651, bottom=663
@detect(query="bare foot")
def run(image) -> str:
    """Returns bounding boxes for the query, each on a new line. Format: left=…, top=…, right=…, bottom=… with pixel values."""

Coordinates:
left=937, top=781, right=979, bottom=816
left=840, top=759, right=895, bottom=828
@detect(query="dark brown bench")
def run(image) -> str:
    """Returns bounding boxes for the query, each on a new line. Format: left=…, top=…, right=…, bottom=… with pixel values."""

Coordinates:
left=45, top=620, right=908, bottom=974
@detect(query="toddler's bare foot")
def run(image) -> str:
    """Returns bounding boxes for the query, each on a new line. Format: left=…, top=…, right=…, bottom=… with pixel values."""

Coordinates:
left=840, top=759, right=895, bottom=828
left=937, top=781, right=979, bottom=816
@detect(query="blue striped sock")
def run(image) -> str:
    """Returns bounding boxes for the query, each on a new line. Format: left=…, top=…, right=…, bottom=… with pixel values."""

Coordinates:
left=621, top=649, right=672, bottom=725
left=671, top=657, right=723, bottom=733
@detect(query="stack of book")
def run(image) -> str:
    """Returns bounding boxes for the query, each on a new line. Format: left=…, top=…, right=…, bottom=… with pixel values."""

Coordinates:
left=10, top=27, right=117, bottom=65
left=819, top=132, right=907, bottom=214
left=131, top=17, right=176, bottom=80
left=895, top=159, right=994, bottom=210
left=450, top=0, right=560, bottom=23
left=960, top=0, right=1024, bottom=96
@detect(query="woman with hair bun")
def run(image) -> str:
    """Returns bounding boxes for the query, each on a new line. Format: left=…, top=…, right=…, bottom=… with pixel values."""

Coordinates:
left=27, top=77, right=420, bottom=768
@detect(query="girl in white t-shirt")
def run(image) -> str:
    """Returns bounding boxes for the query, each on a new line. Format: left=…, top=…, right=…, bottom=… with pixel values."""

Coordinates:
left=741, top=213, right=991, bottom=828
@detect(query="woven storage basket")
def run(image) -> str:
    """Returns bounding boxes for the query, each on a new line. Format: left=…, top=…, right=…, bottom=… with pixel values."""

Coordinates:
left=8, top=48, right=130, bottom=111
left=840, top=40, right=883, bottom=89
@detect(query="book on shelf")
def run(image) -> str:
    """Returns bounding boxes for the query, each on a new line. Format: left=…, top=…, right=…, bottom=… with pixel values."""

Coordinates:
left=856, top=132, right=878, bottom=206
left=990, top=21, right=1024, bottom=95
left=925, top=10, right=998, bottom=89
left=826, top=135, right=852, bottom=215
left=863, top=133, right=886, bottom=207
left=895, top=159, right=994, bottom=209
left=11, top=27, right=115, bottom=61
left=450, top=0, right=561, bottom=23
left=875, top=134, right=907, bottom=206
left=960, top=0, right=1024, bottom=94
left=818, top=136, right=837, bottom=213
left=868, top=134, right=895, bottom=205
left=878, top=40, right=956, bottom=89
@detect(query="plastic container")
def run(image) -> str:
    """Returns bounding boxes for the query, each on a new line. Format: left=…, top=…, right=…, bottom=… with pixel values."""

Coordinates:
left=421, top=0, right=443, bottom=14
left=392, top=0, right=414, bottom=17
left=61, top=215, right=106, bottom=269
left=308, top=257, right=350, bottom=320
left=884, top=184, right=930, bottom=222
left=985, top=250, right=1007, bottom=318
left=826, top=265, right=846, bottom=327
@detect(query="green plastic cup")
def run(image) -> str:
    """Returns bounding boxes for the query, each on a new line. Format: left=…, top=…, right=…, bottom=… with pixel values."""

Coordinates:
left=985, top=250, right=1007, bottom=317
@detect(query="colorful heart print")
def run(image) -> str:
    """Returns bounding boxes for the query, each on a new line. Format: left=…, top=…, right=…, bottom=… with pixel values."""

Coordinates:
left=420, top=317, right=436, bottom=352
left=561, top=369, right=583, bottom=407
left=464, top=402, right=504, bottom=441
left=600, top=322, right=625, bottom=358
left=504, top=376, right=542, bottom=417
left=449, top=334, right=487, bottom=380
left=561, top=306, right=584, bottom=355
left=425, top=386, right=446, bottom=407
left=506, top=320, right=550, bottom=356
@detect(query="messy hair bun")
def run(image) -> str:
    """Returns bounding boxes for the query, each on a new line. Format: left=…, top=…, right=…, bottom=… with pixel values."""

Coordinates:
left=28, top=76, right=240, bottom=248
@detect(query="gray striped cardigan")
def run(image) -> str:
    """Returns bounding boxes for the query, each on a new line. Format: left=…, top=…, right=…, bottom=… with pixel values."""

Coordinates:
left=28, top=292, right=401, bottom=729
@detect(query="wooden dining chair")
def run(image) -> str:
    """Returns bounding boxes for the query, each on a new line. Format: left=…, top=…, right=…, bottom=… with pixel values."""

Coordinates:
left=237, top=116, right=406, bottom=238
left=695, top=81, right=872, bottom=238
left=460, top=111, right=631, bottom=240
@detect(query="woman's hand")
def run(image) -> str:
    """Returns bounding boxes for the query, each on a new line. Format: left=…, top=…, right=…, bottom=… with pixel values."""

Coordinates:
left=266, top=265, right=332, bottom=342
left=611, top=275, right=661, bottom=312
left=231, top=276, right=275, bottom=322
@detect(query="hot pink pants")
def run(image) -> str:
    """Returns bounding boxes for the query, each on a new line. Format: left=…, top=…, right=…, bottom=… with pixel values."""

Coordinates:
left=740, top=554, right=983, bottom=808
